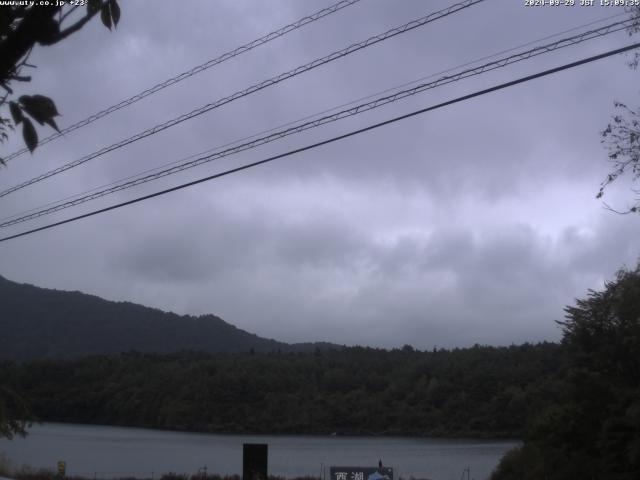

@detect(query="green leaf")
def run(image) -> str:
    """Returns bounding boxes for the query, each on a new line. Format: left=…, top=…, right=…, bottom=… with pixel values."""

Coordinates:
left=9, top=101, right=23, bottom=125
left=22, top=117, right=37, bottom=153
left=101, top=3, right=112, bottom=30
left=109, top=0, right=120, bottom=27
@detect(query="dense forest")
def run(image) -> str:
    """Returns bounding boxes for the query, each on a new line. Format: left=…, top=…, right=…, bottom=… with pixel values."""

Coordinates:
left=2, top=265, right=639, bottom=479
left=1, top=342, right=565, bottom=438
left=0, top=275, right=333, bottom=360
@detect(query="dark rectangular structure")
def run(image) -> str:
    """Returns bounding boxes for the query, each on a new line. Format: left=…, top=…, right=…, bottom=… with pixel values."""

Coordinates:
left=243, top=443, right=268, bottom=480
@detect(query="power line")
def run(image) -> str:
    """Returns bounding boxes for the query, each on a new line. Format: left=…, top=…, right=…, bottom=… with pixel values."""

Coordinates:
left=6, top=13, right=629, bottom=228
left=1, top=16, right=631, bottom=226
left=6, top=7, right=628, bottom=231
left=0, top=0, right=485, bottom=199
left=1, top=16, right=633, bottom=228
left=2, top=41, right=638, bottom=244
left=1, top=0, right=364, bottom=163
left=3, top=10, right=626, bottom=226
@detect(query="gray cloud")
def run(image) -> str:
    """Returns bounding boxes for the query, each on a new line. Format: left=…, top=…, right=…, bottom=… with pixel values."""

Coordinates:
left=1, top=0, right=639, bottom=349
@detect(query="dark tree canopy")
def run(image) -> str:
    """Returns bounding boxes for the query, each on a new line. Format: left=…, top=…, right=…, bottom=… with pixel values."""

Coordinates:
left=0, top=0, right=120, bottom=162
left=492, top=263, right=640, bottom=480
left=0, top=385, right=32, bottom=439
left=1, top=343, right=566, bottom=438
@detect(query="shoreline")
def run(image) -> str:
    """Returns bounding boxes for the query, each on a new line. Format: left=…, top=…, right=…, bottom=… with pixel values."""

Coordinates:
left=1, top=424, right=516, bottom=480
left=22, top=421, right=522, bottom=442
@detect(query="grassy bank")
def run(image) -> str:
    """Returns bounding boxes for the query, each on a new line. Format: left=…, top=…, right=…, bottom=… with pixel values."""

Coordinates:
left=0, top=471, right=432, bottom=480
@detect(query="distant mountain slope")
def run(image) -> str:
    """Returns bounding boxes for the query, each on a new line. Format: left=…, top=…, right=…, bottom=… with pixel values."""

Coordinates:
left=0, top=275, right=325, bottom=360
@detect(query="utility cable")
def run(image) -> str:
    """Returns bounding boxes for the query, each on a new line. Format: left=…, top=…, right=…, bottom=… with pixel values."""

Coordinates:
left=1, top=0, right=364, bottom=163
left=2, top=9, right=625, bottom=226
left=0, top=17, right=633, bottom=228
left=0, top=0, right=485, bottom=198
left=1, top=41, right=638, bottom=243
left=0, top=8, right=633, bottom=226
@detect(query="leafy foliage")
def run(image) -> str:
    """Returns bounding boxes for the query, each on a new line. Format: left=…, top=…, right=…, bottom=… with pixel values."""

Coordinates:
left=627, top=6, right=640, bottom=70
left=492, top=264, right=640, bottom=480
left=0, top=385, right=33, bottom=439
left=599, top=102, right=640, bottom=213
left=598, top=7, right=640, bottom=213
left=0, top=1, right=119, bottom=161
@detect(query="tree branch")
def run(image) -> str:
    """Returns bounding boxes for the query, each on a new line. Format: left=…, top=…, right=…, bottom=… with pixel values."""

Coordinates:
left=59, top=5, right=80, bottom=25
left=603, top=202, right=637, bottom=215
left=51, top=4, right=104, bottom=43
left=0, top=7, right=61, bottom=84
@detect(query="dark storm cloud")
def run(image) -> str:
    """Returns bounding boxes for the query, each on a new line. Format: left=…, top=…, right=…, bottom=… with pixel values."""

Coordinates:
left=1, top=0, right=639, bottom=348
left=86, top=178, right=640, bottom=348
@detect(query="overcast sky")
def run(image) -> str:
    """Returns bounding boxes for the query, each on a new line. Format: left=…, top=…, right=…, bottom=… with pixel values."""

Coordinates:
left=1, top=0, right=639, bottom=349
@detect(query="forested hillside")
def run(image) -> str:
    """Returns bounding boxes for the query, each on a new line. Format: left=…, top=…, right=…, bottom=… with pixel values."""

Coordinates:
left=0, top=275, right=330, bottom=359
left=1, top=343, right=565, bottom=438
left=492, top=265, right=640, bottom=480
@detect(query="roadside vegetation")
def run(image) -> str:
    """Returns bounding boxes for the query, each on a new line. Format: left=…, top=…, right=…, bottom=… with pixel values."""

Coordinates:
left=492, top=264, right=640, bottom=479
left=0, top=469, right=429, bottom=480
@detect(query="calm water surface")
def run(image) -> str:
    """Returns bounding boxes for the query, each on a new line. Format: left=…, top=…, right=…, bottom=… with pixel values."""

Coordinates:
left=0, top=423, right=518, bottom=480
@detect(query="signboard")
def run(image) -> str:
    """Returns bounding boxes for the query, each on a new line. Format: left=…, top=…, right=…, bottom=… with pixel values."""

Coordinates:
left=242, top=443, right=268, bottom=480
left=330, top=467, right=393, bottom=480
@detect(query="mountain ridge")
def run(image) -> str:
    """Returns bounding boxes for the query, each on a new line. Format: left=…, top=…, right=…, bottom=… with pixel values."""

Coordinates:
left=0, top=274, right=336, bottom=360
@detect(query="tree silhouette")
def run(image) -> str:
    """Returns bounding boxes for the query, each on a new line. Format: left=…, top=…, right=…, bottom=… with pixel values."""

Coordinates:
left=0, top=0, right=120, bottom=439
left=598, top=7, right=640, bottom=213
left=0, top=0, right=120, bottom=162
left=492, top=263, right=640, bottom=480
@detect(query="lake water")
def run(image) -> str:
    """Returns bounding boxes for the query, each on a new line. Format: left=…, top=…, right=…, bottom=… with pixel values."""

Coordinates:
left=0, top=423, right=518, bottom=480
